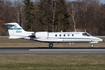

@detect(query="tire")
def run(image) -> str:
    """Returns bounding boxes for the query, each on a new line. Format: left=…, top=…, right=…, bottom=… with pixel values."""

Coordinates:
left=91, top=44, right=94, bottom=48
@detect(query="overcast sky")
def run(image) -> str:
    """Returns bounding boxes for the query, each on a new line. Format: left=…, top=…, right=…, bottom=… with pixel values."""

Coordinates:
left=10, top=0, right=105, bottom=4
left=68, top=0, right=105, bottom=4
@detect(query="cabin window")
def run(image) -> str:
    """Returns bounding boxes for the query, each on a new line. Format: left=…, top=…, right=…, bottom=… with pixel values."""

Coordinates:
left=59, top=34, right=61, bottom=37
left=68, top=34, right=70, bottom=36
left=55, top=34, right=57, bottom=37
left=72, top=34, right=74, bottom=36
left=82, top=33, right=90, bottom=36
left=64, top=34, right=65, bottom=37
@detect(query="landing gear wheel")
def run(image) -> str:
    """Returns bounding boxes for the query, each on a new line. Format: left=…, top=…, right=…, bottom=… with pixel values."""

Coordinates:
left=49, top=43, right=53, bottom=48
left=91, top=44, right=94, bottom=48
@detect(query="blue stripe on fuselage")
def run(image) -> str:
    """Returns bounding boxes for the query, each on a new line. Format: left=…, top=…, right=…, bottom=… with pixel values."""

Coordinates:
left=8, top=28, right=22, bottom=30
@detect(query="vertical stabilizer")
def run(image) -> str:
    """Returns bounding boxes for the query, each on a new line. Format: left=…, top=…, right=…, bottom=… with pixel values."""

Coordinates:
left=5, top=22, right=34, bottom=39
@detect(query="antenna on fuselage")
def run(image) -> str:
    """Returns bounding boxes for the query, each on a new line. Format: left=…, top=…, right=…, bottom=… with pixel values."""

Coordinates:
left=61, top=31, right=63, bottom=33
left=61, top=31, right=64, bottom=34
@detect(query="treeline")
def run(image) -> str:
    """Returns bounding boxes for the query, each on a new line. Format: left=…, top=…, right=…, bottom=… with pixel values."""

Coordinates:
left=0, top=0, right=105, bottom=35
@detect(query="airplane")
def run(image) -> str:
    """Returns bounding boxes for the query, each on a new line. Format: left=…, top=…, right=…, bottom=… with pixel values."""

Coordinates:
left=5, top=22, right=103, bottom=48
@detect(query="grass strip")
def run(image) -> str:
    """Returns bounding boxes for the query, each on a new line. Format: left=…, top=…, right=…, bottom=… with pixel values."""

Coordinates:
left=0, top=55, right=105, bottom=70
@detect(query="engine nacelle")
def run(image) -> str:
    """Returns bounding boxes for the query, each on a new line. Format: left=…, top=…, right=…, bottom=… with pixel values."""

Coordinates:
left=36, top=32, right=48, bottom=38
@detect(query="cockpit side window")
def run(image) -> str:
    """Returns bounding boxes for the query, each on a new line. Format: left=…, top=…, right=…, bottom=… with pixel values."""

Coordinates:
left=82, top=33, right=91, bottom=36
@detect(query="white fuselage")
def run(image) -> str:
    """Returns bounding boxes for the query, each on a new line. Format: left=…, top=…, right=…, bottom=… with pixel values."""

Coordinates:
left=35, top=32, right=103, bottom=43
left=5, top=23, right=103, bottom=47
left=5, top=23, right=103, bottom=43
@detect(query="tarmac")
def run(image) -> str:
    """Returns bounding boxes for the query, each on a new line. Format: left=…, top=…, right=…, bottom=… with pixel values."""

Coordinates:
left=0, top=47, right=105, bottom=54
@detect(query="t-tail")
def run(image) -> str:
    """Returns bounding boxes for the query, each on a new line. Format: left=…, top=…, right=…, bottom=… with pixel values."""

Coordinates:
left=5, top=22, right=35, bottom=39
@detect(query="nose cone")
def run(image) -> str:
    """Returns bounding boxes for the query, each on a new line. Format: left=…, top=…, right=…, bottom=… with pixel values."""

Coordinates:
left=98, top=38, right=103, bottom=42
left=90, top=36, right=103, bottom=43
left=93, top=37, right=103, bottom=42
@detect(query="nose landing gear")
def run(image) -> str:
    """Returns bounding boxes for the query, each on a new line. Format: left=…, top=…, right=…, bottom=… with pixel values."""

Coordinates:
left=91, top=44, right=94, bottom=48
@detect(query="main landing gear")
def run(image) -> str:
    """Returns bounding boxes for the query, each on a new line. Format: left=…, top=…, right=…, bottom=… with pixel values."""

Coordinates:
left=49, top=42, right=53, bottom=48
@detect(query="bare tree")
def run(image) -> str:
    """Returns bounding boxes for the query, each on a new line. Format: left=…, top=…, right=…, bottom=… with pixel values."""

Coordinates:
left=52, top=0, right=56, bottom=32
left=80, top=2, right=89, bottom=32
left=67, top=2, right=78, bottom=31
left=12, top=0, right=24, bottom=26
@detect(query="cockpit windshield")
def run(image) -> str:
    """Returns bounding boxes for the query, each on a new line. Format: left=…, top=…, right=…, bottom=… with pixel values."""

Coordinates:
left=82, top=33, right=91, bottom=36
